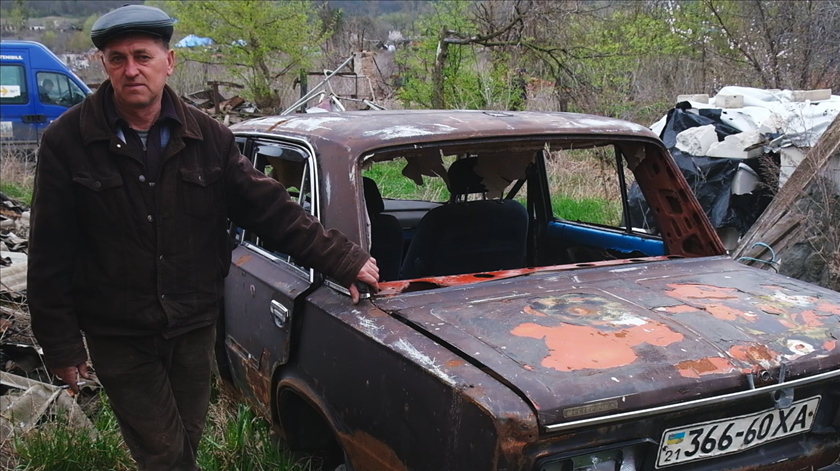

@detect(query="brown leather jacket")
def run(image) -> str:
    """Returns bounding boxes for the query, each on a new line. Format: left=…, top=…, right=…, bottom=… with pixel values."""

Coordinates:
left=28, top=82, right=369, bottom=369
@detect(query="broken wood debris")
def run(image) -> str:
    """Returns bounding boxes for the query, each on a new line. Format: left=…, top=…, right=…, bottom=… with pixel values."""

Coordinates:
left=1, top=371, right=95, bottom=440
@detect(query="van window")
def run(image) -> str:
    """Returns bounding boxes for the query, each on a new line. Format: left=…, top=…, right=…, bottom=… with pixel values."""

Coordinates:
left=36, top=72, right=85, bottom=107
left=0, top=65, right=29, bottom=105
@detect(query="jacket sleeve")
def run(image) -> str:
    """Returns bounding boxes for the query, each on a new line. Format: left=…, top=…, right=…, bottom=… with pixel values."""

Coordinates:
left=27, top=133, right=88, bottom=369
left=221, top=133, right=370, bottom=287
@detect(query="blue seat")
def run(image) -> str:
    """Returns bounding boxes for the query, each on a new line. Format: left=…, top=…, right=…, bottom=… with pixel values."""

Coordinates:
left=399, top=158, right=528, bottom=279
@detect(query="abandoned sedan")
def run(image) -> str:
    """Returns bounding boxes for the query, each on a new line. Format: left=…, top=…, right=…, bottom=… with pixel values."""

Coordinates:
left=219, top=110, right=840, bottom=471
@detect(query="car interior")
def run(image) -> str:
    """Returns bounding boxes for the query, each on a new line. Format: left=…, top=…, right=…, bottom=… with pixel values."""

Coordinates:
left=360, top=140, right=668, bottom=283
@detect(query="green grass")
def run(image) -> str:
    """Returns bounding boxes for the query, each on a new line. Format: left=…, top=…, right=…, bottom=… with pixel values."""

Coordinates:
left=0, top=182, right=33, bottom=206
left=552, top=196, right=621, bottom=226
left=13, top=385, right=309, bottom=471
left=14, top=393, right=134, bottom=471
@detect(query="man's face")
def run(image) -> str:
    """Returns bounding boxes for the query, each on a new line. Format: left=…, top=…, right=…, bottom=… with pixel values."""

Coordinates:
left=101, top=34, right=174, bottom=109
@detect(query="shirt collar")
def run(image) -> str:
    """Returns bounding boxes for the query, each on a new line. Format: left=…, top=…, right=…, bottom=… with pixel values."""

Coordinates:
left=103, top=83, right=183, bottom=132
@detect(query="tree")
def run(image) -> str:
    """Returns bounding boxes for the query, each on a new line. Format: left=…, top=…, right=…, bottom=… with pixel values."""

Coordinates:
left=158, top=1, right=330, bottom=110
left=701, top=0, right=840, bottom=90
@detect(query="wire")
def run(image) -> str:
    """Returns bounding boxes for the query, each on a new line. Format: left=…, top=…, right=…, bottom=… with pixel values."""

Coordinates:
left=737, top=242, right=779, bottom=272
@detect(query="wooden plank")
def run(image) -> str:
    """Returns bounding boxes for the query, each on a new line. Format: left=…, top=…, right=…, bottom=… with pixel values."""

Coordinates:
left=734, top=114, right=840, bottom=259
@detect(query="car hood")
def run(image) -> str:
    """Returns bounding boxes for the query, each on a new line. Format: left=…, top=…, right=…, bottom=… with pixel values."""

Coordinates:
left=372, top=256, right=840, bottom=428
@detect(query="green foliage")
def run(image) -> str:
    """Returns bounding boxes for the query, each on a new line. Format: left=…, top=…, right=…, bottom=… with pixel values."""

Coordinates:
left=156, top=0, right=328, bottom=110
left=395, top=1, right=523, bottom=110
left=15, top=393, right=134, bottom=471
left=552, top=197, right=621, bottom=227
left=13, top=385, right=306, bottom=471
left=363, top=159, right=449, bottom=202
left=198, top=402, right=305, bottom=471
left=0, top=182, right=31, bottom=206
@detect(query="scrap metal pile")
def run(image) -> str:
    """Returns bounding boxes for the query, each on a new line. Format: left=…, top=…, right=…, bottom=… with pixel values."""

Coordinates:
left=0, top=192, right=99, bottom=464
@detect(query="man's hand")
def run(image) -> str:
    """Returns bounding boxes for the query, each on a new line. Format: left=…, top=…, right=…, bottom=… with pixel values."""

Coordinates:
left=51, top=363, right=91, bottom=394
left=350, top=257, right=380, bottom=304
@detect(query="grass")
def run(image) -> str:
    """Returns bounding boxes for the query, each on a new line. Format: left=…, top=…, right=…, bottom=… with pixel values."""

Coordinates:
left=11, top=382, right=311, bottom=471
left=0, top=146, right=35, bottom=206
left=14, top=393, right=134, bottom=471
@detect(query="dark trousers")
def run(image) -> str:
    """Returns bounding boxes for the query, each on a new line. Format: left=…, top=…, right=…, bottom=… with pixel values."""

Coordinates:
left=86, top=325, right=215, bottom=471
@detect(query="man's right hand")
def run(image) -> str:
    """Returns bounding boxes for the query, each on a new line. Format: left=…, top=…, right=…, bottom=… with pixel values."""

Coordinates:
left=51, top=363, right=91, bottom=393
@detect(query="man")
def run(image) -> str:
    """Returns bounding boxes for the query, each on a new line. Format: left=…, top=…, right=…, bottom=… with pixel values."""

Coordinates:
left=38, top=78, right=56, bottom=104
left=27, top=5, right=379, bottom=470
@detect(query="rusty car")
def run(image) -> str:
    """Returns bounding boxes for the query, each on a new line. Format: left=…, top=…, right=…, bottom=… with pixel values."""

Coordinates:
left=218, top=110, right=840, bottom=471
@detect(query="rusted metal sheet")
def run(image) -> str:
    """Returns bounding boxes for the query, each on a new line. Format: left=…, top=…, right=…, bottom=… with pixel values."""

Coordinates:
left=372, top=256, right=840, bottom=429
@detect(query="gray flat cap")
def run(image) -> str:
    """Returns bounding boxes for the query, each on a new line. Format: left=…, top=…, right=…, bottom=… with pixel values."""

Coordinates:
left=91, top=5, right=175, bottom=50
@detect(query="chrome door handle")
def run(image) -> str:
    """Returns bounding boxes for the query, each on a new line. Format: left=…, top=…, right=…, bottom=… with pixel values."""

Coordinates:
left=270, top=300, right=289, bottom=328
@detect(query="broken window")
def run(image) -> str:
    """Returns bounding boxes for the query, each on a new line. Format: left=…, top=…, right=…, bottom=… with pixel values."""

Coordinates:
left=241, top=140, right=314, bottom=276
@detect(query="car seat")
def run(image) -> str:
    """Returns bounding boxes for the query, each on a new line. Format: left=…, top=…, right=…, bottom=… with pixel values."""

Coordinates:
left=399, top=157, right=528, bottom=279
left=363, top=177, right=404, bottom=282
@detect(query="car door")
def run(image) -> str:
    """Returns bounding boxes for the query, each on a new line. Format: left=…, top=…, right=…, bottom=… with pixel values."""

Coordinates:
left=0, top=55, right=38, bottom=144
left=224, top=136, right=318, bottom=405
left=34, top=71, right=87, bottom=138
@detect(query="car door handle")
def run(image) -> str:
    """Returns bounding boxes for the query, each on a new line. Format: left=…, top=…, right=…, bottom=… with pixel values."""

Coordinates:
left=22, top=114, right=47, bottom=123
left=270, top=300, right=290, bottom=328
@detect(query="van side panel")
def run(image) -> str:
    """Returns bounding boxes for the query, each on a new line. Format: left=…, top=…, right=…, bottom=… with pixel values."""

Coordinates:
left=0, top=41, right=91, bottom=146
left=0, top=47, right=38, bottom=144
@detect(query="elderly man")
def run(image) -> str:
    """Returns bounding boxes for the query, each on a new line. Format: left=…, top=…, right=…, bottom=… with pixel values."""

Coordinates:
left=27, top=5, right=378, bottom=470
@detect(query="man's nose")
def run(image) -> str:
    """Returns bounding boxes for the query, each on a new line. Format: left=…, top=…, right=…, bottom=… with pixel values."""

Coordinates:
left=124, top=58, right=140, bottom=77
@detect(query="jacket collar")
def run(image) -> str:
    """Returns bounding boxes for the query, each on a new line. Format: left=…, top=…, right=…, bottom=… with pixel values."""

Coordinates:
left=80, top=80, right=203, bottom=146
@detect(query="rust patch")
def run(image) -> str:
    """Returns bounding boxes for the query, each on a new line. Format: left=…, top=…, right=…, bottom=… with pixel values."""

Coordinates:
left=816, top=302, right=840, bottom=315
left=666, top=283, right=738, bottom=300
left=729, top=344, right=778, bottom=363
left=523, top=305, right=546, bottom=317
left=757, top=303, right=785, bottom=315
left=341, top=430, right=409, bottom=471
left=704, top=303, right=755, bottom=322
left=799, top=310, right=825, bottom=328
left=523, top=364, right=534, bottom=371
left=824, top=340, right=836, bottom=351
left=234, top=254, right=252, bottom=267
left=446, top=359, right=465, bottom=368
left=510, top=321, right=683, bottom=371
left=676, top=357, right=736, bottom=378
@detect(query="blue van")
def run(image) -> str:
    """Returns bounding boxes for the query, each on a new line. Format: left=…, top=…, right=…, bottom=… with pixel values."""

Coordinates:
left=1, top=40, right=91, bottom=146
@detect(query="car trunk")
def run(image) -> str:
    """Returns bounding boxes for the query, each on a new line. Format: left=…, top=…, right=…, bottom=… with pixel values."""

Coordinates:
left=372, top=256, right=840, bottom=429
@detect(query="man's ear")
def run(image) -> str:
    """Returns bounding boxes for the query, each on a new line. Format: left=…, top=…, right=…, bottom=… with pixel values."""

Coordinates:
left=166, top=49, right=175, bottom=76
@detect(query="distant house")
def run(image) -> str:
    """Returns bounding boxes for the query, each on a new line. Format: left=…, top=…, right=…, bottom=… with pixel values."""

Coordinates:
left=60, top=53, right=91, bottom=70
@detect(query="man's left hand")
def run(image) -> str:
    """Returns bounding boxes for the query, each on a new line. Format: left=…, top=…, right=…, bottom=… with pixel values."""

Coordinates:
left=350, top=257, right=380, bottom=304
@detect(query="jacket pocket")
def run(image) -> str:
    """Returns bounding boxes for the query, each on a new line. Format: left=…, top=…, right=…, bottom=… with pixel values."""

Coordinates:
left=72, top=173, right=124, bottom=192
left=72, top=172, right=128, bottom=232
left=179, top=166, right=221, bottom=219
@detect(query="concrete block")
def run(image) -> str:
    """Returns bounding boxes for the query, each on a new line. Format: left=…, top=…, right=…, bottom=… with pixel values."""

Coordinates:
left=706, top=130, right=762, bottom=159
left=792, top=89, right=832, bottom=102
left=779, top=147, right=806, bottom=188
left=714, top=94, right=744, bottom=108
left=676, top=94, right=709, bottom=104
left=675, top=125, right=718, bottom=156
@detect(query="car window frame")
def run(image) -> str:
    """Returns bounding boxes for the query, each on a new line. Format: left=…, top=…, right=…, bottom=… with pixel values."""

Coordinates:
left=232, top=133, right=320, bottom=284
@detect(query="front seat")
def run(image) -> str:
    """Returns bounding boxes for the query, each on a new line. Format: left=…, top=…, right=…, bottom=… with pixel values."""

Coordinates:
left=399, top=158, right=528, bottom=279
left=363, top=177, right=404, bottom=282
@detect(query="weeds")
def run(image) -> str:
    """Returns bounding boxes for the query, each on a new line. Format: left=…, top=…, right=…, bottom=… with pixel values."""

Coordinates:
left=12, top=382, right=309, bottom=471
left=0, top=145, right=35, bottom=205
left=14, top=392, right=133, bottom=471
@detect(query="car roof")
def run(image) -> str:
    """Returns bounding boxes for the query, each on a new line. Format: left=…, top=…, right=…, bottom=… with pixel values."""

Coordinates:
left=229, top=109, right=659, bottom=158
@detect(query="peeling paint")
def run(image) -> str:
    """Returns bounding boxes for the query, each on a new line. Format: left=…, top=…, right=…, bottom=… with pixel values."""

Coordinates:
left=676, top=357, right=737, bottom=378
left=511, top=321, right=683, bottom=371
left=392, top=338, right=458, bottom=386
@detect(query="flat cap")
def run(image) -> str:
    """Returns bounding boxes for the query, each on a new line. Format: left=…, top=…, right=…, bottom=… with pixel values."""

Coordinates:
left=91, top=5, right=175, bottom=50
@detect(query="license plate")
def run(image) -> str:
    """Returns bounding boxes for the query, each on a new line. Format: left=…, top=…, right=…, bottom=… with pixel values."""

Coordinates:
left=656, top=396, right=821, bottom=468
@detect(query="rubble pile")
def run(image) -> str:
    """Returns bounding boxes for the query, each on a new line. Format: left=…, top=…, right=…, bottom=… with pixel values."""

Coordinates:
left=0, top=192, right=100, bottom=465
